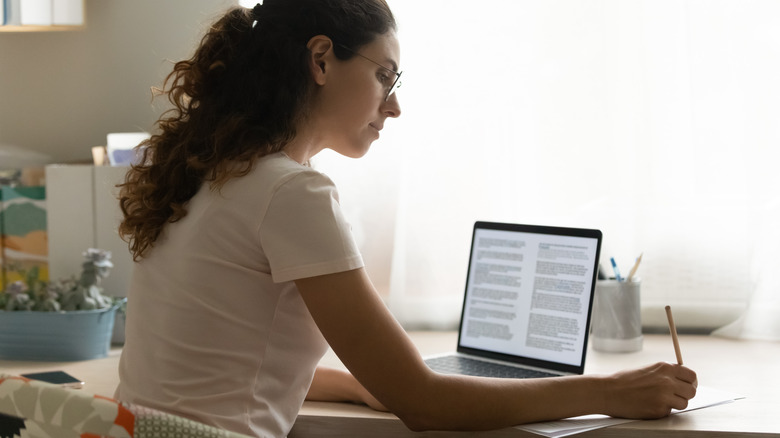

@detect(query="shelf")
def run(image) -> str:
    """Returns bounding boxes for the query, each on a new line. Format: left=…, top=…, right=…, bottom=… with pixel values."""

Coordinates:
left=0, top=25, right=84, bottom=32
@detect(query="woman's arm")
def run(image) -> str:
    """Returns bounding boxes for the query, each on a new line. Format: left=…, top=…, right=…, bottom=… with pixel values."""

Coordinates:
left=295, top=268, right=697, bottom=432
left=306, top=366, right=387, bottom=411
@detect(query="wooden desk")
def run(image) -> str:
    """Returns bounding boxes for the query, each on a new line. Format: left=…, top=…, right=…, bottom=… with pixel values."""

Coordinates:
left=2, top=333, right=777, bottom=437
left=1, top=347, right=122, bottom=397
left=294, top=332, right=780, bottom=437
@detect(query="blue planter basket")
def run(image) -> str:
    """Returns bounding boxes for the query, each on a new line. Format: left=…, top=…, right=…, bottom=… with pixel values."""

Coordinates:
left=0, top=302, right=123, bottom=361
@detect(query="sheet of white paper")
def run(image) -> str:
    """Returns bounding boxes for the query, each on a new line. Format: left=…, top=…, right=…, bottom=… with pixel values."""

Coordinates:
left=515, top=385, right=743, bottom=438
left=516, top=416, right=634, bottom=438
left=673, top=385, right=744, bottom=413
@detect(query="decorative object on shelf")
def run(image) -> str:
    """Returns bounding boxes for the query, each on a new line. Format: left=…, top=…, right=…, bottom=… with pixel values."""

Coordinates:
left=0, top=0, right=85, bottom=31
left=0, top=248, right=125, bottom=361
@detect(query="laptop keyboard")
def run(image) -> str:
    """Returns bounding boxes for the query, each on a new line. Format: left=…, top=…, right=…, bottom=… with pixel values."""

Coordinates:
left=425, top=355, right=559, bottom=379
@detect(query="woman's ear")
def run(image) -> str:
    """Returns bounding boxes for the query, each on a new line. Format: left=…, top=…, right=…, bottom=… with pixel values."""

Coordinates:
left=306, top=35, right=334, bottom=86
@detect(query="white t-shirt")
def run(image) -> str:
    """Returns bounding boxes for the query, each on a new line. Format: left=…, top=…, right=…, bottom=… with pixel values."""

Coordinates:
left=116, top=152, right=364, bottom=437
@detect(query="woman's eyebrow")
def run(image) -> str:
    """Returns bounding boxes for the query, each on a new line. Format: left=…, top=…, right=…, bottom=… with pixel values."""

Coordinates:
left=383, top=58, right=399, bottom=72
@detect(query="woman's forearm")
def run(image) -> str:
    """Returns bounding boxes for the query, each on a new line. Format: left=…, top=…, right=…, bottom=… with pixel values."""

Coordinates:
left=296, top=270, right=696, bottom=432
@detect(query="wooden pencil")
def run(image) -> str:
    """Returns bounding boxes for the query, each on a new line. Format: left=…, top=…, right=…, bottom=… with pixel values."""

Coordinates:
left=665, top=305, right=683, bottom=365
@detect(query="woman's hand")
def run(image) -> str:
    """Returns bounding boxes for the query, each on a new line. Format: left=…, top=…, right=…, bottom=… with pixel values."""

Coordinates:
left=601, top=362, right=698, bottom=419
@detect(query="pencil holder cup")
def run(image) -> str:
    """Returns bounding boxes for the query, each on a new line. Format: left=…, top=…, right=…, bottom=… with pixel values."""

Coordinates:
left=591, top=279, right=643, bottom=353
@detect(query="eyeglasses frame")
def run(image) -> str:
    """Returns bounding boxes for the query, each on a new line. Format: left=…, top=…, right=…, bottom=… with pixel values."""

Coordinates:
left=337, top=44, right=402, bottom=101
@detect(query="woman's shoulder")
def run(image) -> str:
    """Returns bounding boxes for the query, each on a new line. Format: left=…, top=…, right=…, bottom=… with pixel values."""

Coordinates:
left=228, top=152, right=334, bottom=196
left=253, top=152, right=327, bottom=184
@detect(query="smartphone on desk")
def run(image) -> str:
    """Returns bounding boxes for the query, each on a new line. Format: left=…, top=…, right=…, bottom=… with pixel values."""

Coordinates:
left=21, top=371, right=84, bottom=389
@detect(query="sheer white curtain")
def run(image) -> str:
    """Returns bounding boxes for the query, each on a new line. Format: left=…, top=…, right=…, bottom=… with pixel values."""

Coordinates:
left=315, top=0, right=779, bottom=335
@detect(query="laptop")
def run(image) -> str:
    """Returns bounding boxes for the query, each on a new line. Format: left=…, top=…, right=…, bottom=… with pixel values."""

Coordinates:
left=425, top=221, right=603, bottom=379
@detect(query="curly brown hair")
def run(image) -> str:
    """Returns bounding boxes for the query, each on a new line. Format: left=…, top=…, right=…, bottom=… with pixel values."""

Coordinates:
left=118, top=0, right=396, bottom=261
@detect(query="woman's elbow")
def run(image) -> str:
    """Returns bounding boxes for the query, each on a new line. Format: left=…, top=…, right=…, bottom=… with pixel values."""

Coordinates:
left=390, top=393, right=454, bottom=432
left=396, top=409, right=438, bottom=432
left=379, top=388, right=442, bottom=431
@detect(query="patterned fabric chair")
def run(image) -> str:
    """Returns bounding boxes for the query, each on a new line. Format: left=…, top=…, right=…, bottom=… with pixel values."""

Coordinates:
left=0, top=374, right=252, bottom=438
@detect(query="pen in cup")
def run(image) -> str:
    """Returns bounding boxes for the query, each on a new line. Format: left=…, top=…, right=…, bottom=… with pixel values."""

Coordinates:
left=610, top=257, right=623, bottom=282
left=665, top=305, right=683, bottom=365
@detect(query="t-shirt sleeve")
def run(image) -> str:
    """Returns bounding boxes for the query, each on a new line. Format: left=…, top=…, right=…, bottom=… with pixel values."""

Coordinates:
left=259, top=169, right=364, bottom=283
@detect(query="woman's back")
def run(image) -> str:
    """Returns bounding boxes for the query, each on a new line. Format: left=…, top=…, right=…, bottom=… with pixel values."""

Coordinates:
left=117, top=153, right=361, bottom=436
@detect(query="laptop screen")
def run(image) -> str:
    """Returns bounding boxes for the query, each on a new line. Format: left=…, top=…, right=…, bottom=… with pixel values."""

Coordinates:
left=457, top=222, right=602, bottom=374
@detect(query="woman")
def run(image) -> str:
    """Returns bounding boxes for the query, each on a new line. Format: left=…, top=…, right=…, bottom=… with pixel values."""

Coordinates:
left=116, top=1, right=697, bottom=437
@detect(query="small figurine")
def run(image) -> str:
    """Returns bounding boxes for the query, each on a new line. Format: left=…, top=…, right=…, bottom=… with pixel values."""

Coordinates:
left=4, top=281, right=33, bottom=311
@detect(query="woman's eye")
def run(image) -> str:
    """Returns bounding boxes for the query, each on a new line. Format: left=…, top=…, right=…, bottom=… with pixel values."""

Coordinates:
left=377, top=72, right=391, bottom=85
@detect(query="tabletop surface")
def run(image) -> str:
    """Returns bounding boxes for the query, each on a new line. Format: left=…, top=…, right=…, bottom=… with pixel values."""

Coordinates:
left=2, top=332, right=777, bottom=437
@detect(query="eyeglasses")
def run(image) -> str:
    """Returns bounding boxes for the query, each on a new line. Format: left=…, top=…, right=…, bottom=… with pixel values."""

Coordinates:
left=338, top=44, right=402, bottom=101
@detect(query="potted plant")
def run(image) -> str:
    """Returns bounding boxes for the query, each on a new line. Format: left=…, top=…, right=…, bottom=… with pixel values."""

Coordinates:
left=0, top=248, right=125, bottom=361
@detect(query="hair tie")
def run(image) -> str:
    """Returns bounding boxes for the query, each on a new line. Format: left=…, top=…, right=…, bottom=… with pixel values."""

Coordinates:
left=251, top=3, right=262, bottom=28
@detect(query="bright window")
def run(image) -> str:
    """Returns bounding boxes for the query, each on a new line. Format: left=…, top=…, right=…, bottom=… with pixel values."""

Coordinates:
left=237, top=0, right=780, bottom=332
